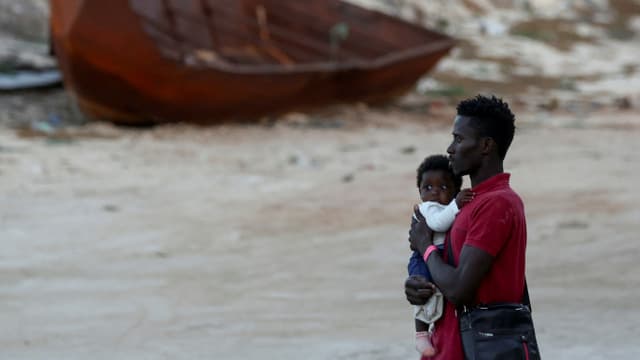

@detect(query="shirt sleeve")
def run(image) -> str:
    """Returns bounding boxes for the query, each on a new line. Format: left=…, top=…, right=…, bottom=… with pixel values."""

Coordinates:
left=418, top=200, right=459, bottom=232
left=465, top=196, right=514, bottom=257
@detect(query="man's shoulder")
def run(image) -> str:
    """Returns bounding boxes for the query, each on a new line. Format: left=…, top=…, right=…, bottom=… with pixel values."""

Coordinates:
left=468, top=188, right=524, bottom=220
left=481, top=186, right=522, bottom=205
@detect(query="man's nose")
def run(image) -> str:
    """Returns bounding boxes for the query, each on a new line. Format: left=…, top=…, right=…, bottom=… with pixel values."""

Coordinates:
left=447, top=143, right=454, bottom=154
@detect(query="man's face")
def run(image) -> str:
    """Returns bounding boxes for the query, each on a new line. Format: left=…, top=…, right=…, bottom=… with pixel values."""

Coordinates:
left=447, top=115, right=483, bottom=176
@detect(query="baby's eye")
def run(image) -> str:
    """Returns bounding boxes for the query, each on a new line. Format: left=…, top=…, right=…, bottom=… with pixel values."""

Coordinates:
left=426, top=185, right=433, bottom=190
left=441, top=185, right=448, bottom=190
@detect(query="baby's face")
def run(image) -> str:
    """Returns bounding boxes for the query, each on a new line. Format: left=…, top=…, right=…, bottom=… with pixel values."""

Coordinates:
left=419, top=170, right=456, bottom=205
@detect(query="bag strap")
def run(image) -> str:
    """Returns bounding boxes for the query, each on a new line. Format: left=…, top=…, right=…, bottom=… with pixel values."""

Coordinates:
left=445, top=233, right=532, bottom=312
left=523, top=278, right=532, bottom=312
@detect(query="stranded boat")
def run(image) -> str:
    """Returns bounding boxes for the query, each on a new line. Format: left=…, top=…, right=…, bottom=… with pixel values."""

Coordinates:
left=50, top=0, right=455, bottom=125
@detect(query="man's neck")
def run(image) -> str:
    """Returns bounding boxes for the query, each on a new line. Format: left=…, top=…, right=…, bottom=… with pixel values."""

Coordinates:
left=470, top=162, right=504, bottom=187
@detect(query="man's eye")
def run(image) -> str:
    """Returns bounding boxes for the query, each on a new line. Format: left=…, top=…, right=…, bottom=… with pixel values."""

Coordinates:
left=426, top=185, right=433, bottom=190
left=441, top=185, right=448, bottom=190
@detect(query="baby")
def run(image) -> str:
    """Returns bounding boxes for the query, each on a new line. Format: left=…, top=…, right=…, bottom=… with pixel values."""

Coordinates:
left=408, top=154, right=473, bottom=357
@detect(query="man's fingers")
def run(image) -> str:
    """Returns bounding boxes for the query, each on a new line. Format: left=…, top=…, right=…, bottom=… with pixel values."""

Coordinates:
left=405, top=289, right=427, bottom=305
left=405, top=286, right=434, bottom=305
left=404, top=276, right=421, bottom=289
left=405, top=276, right=435, bottom=305
left=406, top=296, right=427, bottom=305
left=405, top=275, right=428, bottom=288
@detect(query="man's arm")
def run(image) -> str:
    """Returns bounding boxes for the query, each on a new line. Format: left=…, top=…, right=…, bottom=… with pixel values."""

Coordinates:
left=425, top=245, right=493, bottom=306
left=409, top=207, right=494, bottom=307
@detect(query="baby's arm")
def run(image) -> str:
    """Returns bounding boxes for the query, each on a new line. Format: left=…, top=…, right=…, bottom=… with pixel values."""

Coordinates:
left=455, top=189, right=474, bottom=209
left=418, top=201, right=459, bottom=232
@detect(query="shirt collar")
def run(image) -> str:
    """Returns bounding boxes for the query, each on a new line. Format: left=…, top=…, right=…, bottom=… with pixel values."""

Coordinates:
left=471, top=173, right=511, bottom=195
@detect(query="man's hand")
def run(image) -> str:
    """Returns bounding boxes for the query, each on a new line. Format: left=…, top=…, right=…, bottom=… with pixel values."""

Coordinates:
left=404, top=275, right=436, bottom=305
left=409, top=205, right=434, bottom=256
left=455, top=188, right=474, bottom=209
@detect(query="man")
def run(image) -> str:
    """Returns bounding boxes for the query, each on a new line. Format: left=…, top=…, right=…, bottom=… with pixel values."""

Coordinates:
left=405, top=95, right=527, bottom=359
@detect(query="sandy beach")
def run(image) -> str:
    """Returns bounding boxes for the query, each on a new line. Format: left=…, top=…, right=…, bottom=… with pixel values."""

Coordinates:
left=1, top=105, right=639, bottom=359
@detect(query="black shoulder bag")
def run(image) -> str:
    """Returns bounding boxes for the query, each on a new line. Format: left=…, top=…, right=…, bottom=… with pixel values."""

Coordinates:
left=446, top=239, right=541, bottom=360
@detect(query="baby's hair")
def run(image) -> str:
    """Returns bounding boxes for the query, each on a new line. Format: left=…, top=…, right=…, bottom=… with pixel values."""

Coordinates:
left=416, top=154, right=462, bottom=192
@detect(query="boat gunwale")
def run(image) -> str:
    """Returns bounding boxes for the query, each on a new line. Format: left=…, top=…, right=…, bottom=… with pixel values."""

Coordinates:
left=161, top=39, right=456, bottom=75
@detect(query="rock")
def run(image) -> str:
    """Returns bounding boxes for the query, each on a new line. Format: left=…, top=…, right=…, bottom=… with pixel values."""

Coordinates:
left=614, top=97, right=632, bottom=110
left=401, top=145, right=416, bottom=154
left=103, top=204, right=119, bottom=212
left=342, top=173, right=354, bottom=182
left=539, top=97, right=559, bottom=111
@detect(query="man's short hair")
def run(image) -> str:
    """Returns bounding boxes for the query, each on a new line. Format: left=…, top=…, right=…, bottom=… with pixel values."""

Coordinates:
left=457, top=95, right=515, bottom=159
left=416, top=154, right=462, bottom=192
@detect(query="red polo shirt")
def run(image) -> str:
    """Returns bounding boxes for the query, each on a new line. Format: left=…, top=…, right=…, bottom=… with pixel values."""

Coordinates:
left=424, top=173, right=527, bottom=360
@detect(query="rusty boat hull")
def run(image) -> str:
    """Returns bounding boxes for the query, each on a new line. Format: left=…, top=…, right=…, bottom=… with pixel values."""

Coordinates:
left=50, top=0, right=455, bottom=125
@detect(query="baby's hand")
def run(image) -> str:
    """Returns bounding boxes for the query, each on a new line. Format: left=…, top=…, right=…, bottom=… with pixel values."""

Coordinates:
left=455, top=188, right=474, bottom=208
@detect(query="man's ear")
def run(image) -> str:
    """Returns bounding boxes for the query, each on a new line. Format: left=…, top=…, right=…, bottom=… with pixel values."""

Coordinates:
left=480, top=137, right=495, bottom=155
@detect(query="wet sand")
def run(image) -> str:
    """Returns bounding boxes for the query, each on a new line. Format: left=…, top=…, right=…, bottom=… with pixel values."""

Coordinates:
left=1, top=108, right=639, bottom=359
